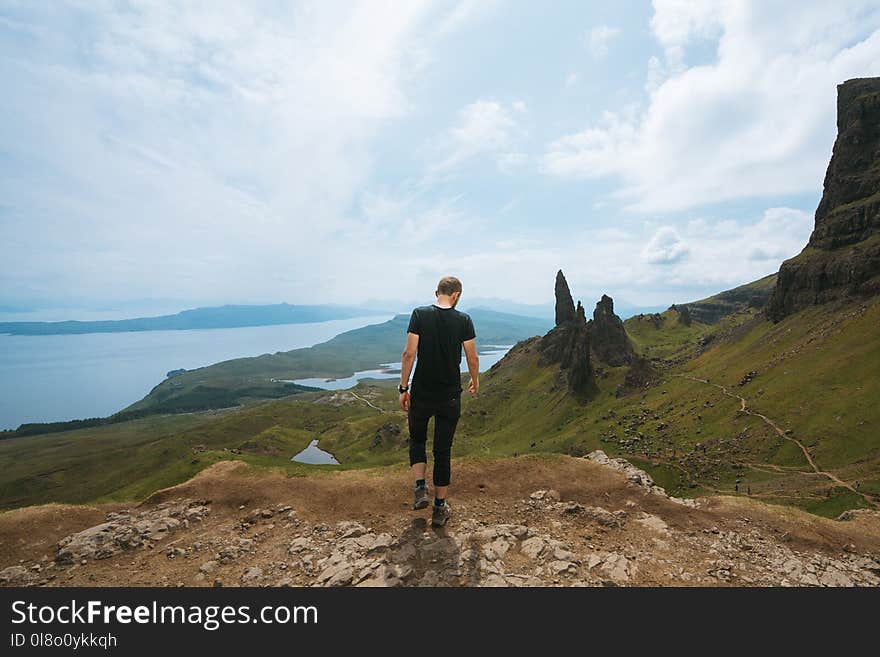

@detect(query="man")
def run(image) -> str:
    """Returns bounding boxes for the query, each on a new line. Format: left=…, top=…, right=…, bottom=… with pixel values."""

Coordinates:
left=399, top=275, right=479, bottom=527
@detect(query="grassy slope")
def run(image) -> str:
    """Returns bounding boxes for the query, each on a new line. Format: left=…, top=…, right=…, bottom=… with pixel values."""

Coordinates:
left=679, top=297, right=880, bottom=484
left=2, top=283, right=877, bottom=519
left=595, top=297, right=879, bottom=514
left=625, top=309, right=709, bottom=359
left=457, top=290, right=880, bottom=516
left=0, top=393, right=387, bottom=511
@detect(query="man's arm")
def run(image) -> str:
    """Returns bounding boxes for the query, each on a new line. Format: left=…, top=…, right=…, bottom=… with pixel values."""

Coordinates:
left=401, top=332, right=418, bottom=389
left=463, top=338, right=479, bottom=393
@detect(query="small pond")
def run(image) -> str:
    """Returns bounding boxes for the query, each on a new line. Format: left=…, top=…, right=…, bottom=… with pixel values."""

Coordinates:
left=291, top=439, right=340, bottom=465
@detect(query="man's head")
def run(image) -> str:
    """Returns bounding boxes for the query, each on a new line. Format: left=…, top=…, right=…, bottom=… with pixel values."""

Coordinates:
left=435, top=275, right=462, bottom=307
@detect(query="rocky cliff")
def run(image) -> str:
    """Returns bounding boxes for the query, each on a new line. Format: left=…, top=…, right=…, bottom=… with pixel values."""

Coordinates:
left=589, top=294, right=636, bottom=366
left=537, top=272, right=640, bottom=392
left=767, top=77, right=880, bottom=322
left=669, top=303, right=692, bottom=326
left=538, top=270, right=592, bottom=392
left=554, top=269, right=577, bottom=325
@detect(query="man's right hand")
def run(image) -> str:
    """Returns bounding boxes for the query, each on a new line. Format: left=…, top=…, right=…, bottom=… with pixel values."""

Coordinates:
left=467, top=377, right=479, bottom=394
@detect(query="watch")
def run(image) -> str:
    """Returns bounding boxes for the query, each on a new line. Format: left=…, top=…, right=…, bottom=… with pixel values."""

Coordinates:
left=398, top=384, right=409, bottom=393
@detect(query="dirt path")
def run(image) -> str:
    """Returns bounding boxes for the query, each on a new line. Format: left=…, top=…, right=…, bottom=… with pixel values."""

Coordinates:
left=347, top=391, right=386, bottom=413
left=672, top=374, right=879, bottom=509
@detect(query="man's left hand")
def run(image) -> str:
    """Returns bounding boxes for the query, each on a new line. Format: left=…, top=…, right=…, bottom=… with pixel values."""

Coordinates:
left=399, top=391, right=410, bottom=412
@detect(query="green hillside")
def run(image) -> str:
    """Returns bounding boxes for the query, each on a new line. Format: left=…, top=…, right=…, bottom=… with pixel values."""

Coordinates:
left=1, top=278, right=877, bottom=519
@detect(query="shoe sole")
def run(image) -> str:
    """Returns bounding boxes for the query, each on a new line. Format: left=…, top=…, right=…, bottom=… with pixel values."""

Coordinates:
left=431, top=512, right=450, bottom=527
left=413, top=500, right=429, bottom=510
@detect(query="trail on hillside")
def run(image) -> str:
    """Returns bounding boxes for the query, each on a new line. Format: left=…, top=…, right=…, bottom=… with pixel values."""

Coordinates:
left=672, top=374, right=879, bottom=509
left=347, top=391, right=386, bottom=413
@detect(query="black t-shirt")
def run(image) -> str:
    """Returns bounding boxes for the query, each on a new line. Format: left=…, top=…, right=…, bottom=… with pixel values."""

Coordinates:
left=407, top=304, right=476, bottom=401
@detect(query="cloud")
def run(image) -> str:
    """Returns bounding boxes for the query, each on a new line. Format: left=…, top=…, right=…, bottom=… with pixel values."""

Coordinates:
left=655, top=206, right=812, bottom=283
left=0, top=1, right=498, bottom=307
left=587, top=25, right=621, bottom=58
left=543, top=1, right=880, bottom=212
left=341, top=201, right=812, bottom=308
left=431, top=99, right=526, bottom=172
left=0, top=2, right=859, bottom=313
left=433, top=0, right=501, bottom=37
left=542, top=110, right=637, bottom=178
left=356, top=190, right=469, bottom=246
left=642, top=226, right=690, bottom=264
left=497, top=152, right=528, bottom=174
left=741, top=207, right=814, bottom=261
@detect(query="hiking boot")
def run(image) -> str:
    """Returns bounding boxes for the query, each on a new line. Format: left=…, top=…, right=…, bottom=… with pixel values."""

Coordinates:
left=431, top=502, right=451, bottom=527
left=413, top=484, right=429, bottom=510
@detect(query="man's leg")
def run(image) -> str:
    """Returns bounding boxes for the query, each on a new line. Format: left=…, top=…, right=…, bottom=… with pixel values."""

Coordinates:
left=407, top=395, right=430, bottom=485
left=432, top=395, right=461, bottom=501
left=411, top=462, right=427, bottom=482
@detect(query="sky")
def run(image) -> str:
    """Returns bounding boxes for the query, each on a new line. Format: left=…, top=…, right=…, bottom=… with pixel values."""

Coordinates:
left=2, top=0, right=879, bottom=318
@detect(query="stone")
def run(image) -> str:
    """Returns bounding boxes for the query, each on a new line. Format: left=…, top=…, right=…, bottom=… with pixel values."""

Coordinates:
left=538, top=270, right=594, bottom=392
left=0, top=565, right=37, bottom=586
left=482, top=538, right=511, bottom=561
left=520, top=536, right=546, bottom=560
left=356, top=564, right=402, bottom=587
left=616, top=356, right=658, bottom=397
left=589, top=294, right=636, bottom=366
left=554, top=269, right=576, bottom=325
left=482, top=574, right=509, bottom=587
left=819, top=567, right=854, bottom=587
left=553, top=547, right=577, bottom=562
left=584, top=450, right=674, bottom=499
left=601, top=553, right=632, bottom=583
left=421, top=537, right=458, bottom=558
left=671, top=303, right=692, bottom=326
left=219, top=538, right=255, bottom=564
left=418, top=570, right=441, bottom=587
left=635, top=513, right=669, bottom=534
left=389, top=543, right=417, bottom=563
left=241, top=566, right=263, bottom=584
left=529, top=489, right=560, bottom=502
left=318, top=564, right=354, bottom=587
left=55, top=500, right=209, bottom=565
left=337, top=521, right=368, bottom=539
left=582, top=505, right=626, bottom=529
left=166, top=547, right=185, bottom=559
left=367, top=533, right=394, bottom=553
left=548, top=560, right=577, bottom=575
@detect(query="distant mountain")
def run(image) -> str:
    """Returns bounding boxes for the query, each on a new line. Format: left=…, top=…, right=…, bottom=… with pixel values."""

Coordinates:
left=359, top=295, right=666, bottom=321
left=677, top=274, right=778, bottom=325
left=0, top=303, right=396, bottom=336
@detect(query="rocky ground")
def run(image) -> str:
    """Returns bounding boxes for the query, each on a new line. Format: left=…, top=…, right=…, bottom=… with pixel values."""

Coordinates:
left=1, top=453, right=879, bottom=587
